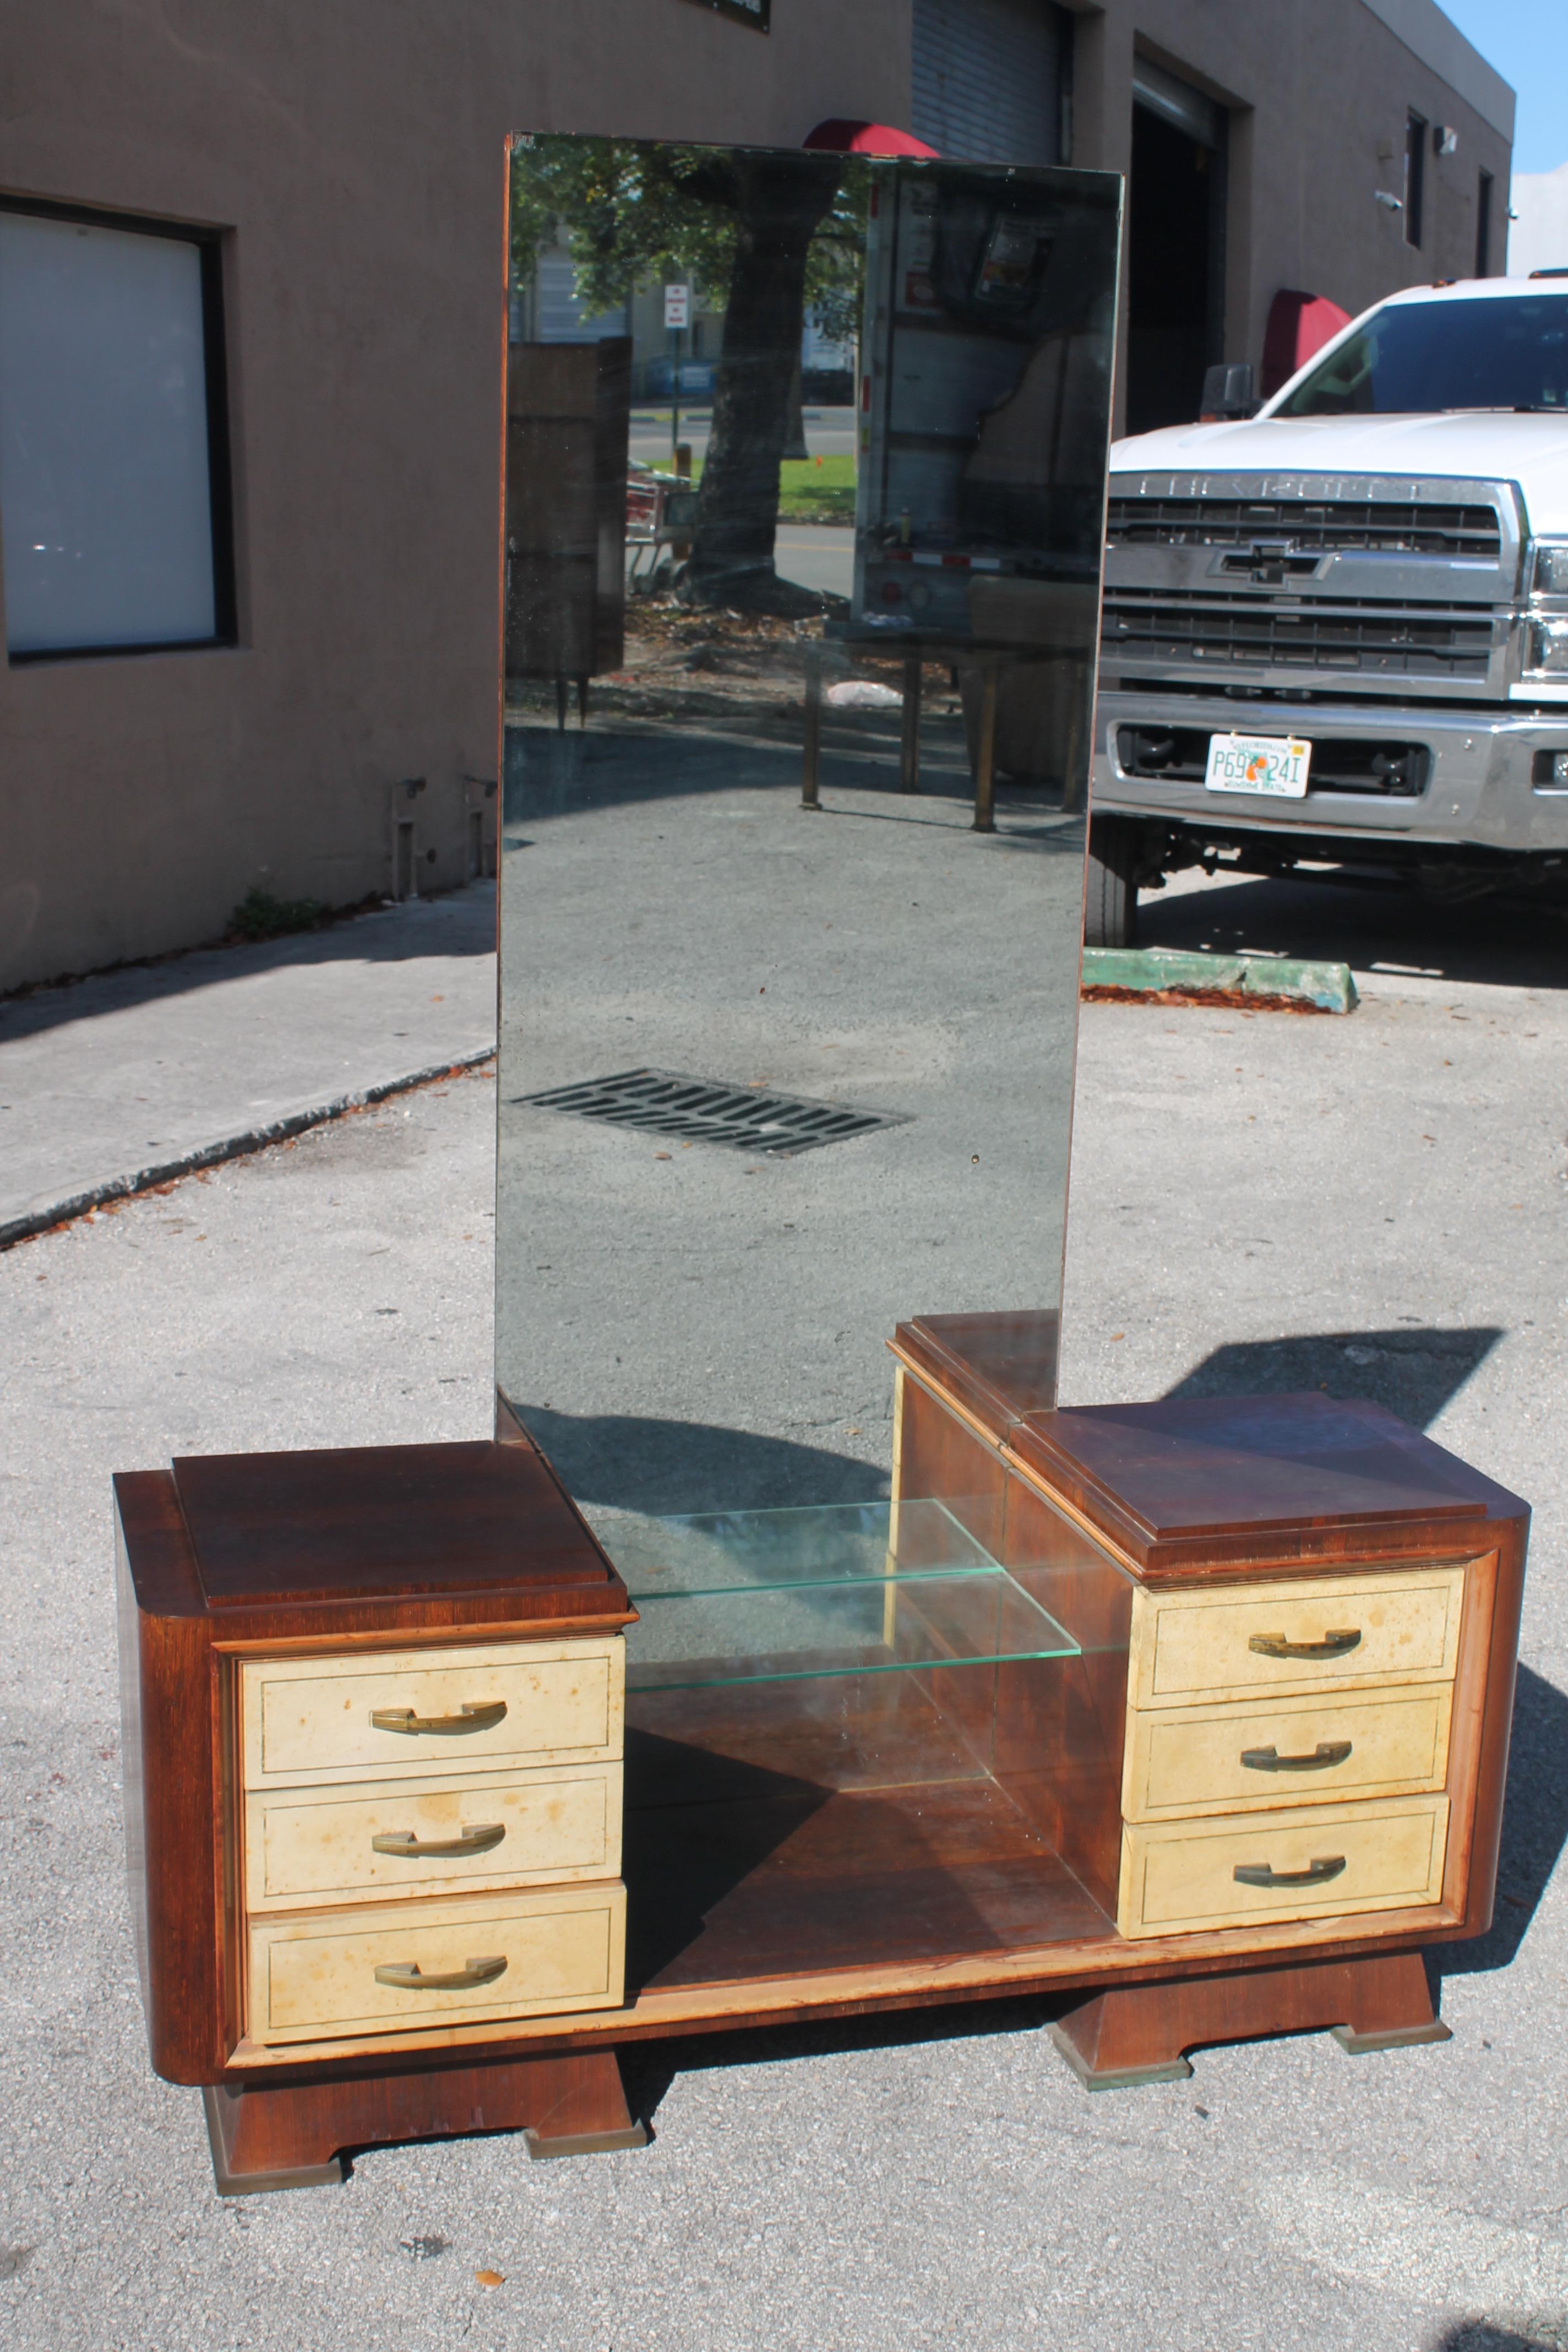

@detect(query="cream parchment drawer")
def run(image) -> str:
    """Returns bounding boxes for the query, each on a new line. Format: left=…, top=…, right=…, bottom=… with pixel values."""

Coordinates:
left=240, top=1639, right=624, bottom=1787
left=1118, top=1795, right=1449, bottom=1939
left=1123, top=1686, right=1453, bottom=1822
left=246, top=1885, right=627, bottom=2043
left=243, top=1763, right=622, bottom=1912
left=1129, top=1567, right=1466, bottom=1708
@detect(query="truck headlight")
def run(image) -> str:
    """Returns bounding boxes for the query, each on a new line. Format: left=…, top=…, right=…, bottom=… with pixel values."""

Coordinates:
left=1536, top=541, right=1568, bottom=596
left=1531, top=617, right=1568, bottom=672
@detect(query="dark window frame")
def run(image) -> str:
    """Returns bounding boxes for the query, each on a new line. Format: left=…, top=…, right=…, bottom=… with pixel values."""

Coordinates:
left=1477, top=168, right=1494, bottom=277
left=1057, top=1, right=1076, bottom=164
left=1404, top=111, right=1427, bottom=250
left=678, top=0, right=770, bottom=30
left=0, top=192, right=237, bottom=666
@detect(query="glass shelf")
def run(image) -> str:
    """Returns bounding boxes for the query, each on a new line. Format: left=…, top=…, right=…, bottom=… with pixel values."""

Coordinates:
left=600, top=1500, right=1078, bottom=1693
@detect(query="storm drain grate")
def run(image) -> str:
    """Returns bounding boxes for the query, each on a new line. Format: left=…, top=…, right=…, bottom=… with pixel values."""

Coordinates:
left=516, top=1068, right=910, bottom=1156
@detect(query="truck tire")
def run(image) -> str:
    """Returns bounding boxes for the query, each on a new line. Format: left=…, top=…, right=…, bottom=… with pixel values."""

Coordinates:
left=1084, top=816, right=1139, bottom=948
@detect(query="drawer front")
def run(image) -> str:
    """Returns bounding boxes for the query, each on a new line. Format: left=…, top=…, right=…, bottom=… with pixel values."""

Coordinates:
left=1123, top=1687, right=1452, bottom=1821
left=1118, top=1796, right=1449, bottom=1939
left=244, top=1765, right=622, bottom=1912
left=240, top=1639, right=624, bottom=1787
left=247, top=1885, right=627, bottom=2043
left=1130, top=1567, right=1466, bottom=1708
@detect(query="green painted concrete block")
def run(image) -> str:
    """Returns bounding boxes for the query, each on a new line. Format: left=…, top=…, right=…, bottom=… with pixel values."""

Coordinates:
left=1081, top=946, right=1358, bottom=1014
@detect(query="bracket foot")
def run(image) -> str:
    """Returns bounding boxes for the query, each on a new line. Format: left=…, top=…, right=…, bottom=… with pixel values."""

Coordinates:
left=1049, top=1950, right=1447, bottom=2092
left=200, top=2049, right=645, bottom=2195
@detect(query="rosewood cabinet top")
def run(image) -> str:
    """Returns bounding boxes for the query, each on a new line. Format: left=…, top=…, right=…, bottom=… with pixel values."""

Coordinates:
left=117, top=1439, right=630, bottom=1634
left=893, top=1314, right=1528, bottom=1580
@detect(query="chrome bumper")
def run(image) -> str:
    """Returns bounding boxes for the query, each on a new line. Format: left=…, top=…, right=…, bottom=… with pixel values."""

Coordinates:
left=1091, top=689, right=1568, bottom=854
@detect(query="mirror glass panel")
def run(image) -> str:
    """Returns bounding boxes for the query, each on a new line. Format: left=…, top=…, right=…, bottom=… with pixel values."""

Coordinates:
left=497, top=134, right=1120, bottom=1523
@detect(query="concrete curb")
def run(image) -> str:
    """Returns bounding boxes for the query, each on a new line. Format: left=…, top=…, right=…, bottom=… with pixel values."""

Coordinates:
left=1082, top=947, right=1358, bottom=1014
left=0, top=1044, right=497, bottom=1251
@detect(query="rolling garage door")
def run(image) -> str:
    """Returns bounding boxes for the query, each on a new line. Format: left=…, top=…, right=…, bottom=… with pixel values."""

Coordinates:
left=911, top=0, right=1070, bottom=166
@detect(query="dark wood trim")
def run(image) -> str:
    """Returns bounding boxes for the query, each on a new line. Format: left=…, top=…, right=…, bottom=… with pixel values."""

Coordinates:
left=115, top=1478, right=226, bottom=2082
left=203, top=2049, right=644, bottom=2193
left=1457, top=1517, right=1527, bottom=1935
left=210, top=1908, right=1473, bottom=2084
left=1049, top=1949, right=1447, bottom=2089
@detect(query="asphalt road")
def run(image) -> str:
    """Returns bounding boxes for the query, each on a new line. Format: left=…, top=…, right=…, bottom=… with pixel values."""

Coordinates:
left=2, top=864, right=1566, bottom=2351
left=628, top=405, right=857, bottom=600
left=774, top=521, right=854, bottom=598
left=629, top=407, right=858, bottom=468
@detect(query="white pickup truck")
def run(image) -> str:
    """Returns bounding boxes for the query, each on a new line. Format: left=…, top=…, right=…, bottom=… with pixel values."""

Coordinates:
left=1087, top=277, right=1568, bottom=944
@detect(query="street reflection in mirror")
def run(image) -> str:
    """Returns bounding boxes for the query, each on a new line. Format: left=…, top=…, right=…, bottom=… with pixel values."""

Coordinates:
left=497, top=133, right=1121, bottom=1519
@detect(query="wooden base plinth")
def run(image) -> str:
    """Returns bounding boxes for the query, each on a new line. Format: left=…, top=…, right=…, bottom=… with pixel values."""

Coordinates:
left=1048, top=1950, right=1451, bottom=2091
left=203, top=2051, right=647, bottom=2195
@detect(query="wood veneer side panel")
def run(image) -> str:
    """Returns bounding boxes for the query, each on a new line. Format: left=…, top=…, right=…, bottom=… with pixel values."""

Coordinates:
left=890, top=1373, right=1013, bottom=1772
left=113, top=1474, right=227, bottom=2084
left=220, top=1650, right=245, bottom=2061
left=115, top=1522, right=154, bottom=2029
left=894, top=1368, right=1011, bottom=1551
left=1455, top=1521, right=1528, bottom=1935
left=994, top=1474, right=1131, bottom=1918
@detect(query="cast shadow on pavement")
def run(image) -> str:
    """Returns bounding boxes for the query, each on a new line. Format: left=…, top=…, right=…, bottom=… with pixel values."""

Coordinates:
left=505, top=1400, right=889, bottom=1517
left=1431, top=2327, right=1565, bottom=2351
left=1162, top=1325, right=1505, bottom=1431
left=616, top=1988, right=1070, bottom=2149
left=0, top=883, right=497, bottom=1044
left=1137, top=866, right=1568, bottom=993
left=1434, top=1660, right=1568, bottom=1985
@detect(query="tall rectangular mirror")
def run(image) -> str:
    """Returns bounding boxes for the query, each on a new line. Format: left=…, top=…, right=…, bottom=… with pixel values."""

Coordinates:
left=497, top=134, right=1120, bottom=1527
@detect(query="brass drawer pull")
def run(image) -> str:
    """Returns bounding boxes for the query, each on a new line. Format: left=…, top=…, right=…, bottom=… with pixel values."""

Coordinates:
left=371, top=1823, right=507, bottom=1859
left=1233, top=1855, right=1347, bottom=1890
left=1240, top=1740, right=1353, bottom=1774
left=369, top=1700, right=508, bottom=1736
left=373, top=1955, right=508, bottom=1991
left=1248, top=1629, right=1362, bottom=1662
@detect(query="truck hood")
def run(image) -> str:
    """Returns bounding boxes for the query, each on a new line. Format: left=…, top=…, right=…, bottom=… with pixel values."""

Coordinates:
left=1110, top=411, right=1568, bottom=535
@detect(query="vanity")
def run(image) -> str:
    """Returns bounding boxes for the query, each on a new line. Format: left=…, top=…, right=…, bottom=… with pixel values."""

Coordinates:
left=117, top=134, right=1528, bottom=2193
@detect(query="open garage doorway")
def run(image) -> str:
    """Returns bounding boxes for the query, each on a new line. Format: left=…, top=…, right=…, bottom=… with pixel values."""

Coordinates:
left=1125, top=60, right=1226, bottom=435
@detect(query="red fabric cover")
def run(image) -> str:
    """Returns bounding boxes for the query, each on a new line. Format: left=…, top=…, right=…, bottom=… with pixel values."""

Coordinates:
left=804, top=119, right=940, bottom=157
left=1261, top=290, right=1354, bottom=398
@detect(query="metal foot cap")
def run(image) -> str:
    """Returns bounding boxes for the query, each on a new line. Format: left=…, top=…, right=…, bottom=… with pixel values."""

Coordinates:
left=1329, top=2019, right=1453, bottom=2056
left=522, top=2122, right=649, bottom=2162
left=1048, top=2023, right=1194, bottom=2093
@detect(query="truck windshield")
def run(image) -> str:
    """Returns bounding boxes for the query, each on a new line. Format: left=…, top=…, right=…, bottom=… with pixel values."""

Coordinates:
left=1276, top=295, right=1568, bottom=416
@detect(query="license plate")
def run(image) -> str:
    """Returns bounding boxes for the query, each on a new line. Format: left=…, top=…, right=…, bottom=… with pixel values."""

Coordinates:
left=1205, top=732, right=1312, bottom=798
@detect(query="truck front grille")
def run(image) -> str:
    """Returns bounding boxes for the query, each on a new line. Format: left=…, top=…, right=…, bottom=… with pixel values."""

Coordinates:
left=1117, top=726, right=1431, bottom=798
left=1102, top=597, right=1494, bottom=680
left=1106, top=496, right=1501, bottom=559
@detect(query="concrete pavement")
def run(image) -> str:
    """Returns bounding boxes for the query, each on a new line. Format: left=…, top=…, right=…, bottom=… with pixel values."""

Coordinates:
left=0, top=885, right=497, bottom=1247
left=1, top=864, right=1566, bottom=2350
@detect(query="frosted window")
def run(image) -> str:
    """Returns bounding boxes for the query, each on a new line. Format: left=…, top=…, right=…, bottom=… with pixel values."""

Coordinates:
left=0, top=209, right=220, bottom=657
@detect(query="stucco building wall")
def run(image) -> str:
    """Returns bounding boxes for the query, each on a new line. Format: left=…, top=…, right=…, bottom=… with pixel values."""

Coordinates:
left=1, top=1, right=1514, bottom=988
left=0, top=0, right=912, bottom=989
left=1063, top=0, right=1513, bottom=427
